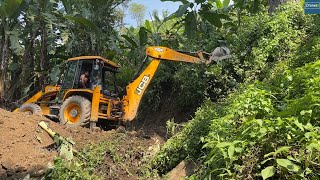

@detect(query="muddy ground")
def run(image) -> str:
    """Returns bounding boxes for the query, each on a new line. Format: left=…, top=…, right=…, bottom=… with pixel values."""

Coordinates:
left=0, top=109, right=164, bottom=179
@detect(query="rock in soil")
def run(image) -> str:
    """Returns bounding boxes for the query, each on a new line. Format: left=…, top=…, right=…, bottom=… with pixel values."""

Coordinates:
left=166, top=160, right=197, bottom=180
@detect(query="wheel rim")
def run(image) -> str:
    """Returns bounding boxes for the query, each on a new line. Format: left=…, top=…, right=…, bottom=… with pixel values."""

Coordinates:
left=22, top=108, right=33, bottom=115
left=64, top=103, right=81, bottom=124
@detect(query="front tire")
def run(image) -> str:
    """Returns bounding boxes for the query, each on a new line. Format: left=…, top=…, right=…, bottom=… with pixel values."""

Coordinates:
left=19, top=103, right=43, bottom=115
left=59, top=96, right=91, bottom=127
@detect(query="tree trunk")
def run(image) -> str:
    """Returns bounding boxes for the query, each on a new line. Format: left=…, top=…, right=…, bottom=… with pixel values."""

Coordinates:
left=6, top=53, right=21, bottom=101
left=7, top=29, right=37, bottom=102
left=0, top=35, right=9, bottom=98
left=40, top=22, right=48, bottom=89
left=40, top=26, right=48, bottom=70
left=22, top=31, right=36, bottom=87
left=0, top=37, right=3, bottom=99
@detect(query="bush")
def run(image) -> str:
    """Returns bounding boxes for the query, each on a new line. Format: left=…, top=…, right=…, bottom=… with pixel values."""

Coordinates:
left=44, top=142, right=108, bottom=180
left=200, top=60, right=320, bottom=179
left=151, top=3, right=320, bottom=179
left=151, top=100, right=225, bottom=173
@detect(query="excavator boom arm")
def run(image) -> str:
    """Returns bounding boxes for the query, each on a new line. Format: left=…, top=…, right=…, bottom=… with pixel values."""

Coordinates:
left=121, top=46, right=211, bottom=121
left=146, top=46, right=211, bottom=64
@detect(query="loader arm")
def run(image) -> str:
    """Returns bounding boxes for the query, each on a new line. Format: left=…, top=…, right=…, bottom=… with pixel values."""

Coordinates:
left=121, top=46, right=212, bottom=121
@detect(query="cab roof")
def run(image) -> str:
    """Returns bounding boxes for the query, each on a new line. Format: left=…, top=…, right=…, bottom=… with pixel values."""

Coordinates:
left=67, top=56, right=120, bottom=68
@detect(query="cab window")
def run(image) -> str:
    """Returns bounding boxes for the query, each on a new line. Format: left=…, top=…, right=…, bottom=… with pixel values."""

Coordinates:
left=91, top=64, right=102, bottom=89
left=62, top=61, right=78, bottom=89
left=102, top=68, right=115, bottom=94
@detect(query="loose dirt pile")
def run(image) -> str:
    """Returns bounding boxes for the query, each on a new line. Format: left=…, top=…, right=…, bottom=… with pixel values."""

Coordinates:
left=0, top=108, right=166, bottom=179
left=0, top=108, right=110, bottom=179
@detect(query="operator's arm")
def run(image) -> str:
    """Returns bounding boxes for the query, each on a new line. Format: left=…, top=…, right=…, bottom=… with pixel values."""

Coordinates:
left=80, top=74, right=87, bottom=88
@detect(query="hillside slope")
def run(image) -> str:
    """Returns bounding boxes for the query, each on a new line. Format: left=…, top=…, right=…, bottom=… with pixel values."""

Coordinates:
left=151, top=3, right=320, bottom=179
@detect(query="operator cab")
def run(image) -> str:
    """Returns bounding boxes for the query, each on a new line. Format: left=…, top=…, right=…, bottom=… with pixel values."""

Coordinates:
left=61, top=56, right=120, bottom=97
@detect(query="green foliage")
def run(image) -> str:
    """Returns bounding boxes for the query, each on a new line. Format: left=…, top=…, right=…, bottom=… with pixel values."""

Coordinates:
left=128, top=2, right=147, bottom=26
left=151, top=100, right=224, bottom=173
left=142, top=2, right=309, bottom=111
left=162, top=0, right=268, bottom=37
left=261, top=166, right=275, bottom=180
left=166, top=118, right=186, bottom=138
left=172, top=65, right=209, bottom=106
left=44, top=141, right=108, bottom=179
left=227, top=3, right=308, bottom=82
left=148, top=2, right=309, bottom=111
left=188, top=59, right=320, bottom=179
left=229, top=85, right=273, bottom=119
left=0, top=0, right=125, bottom=100
left=45, top=158, right=99, bottom=180
left=151, top=3, right=320, bottom=179
left=289, top=14, right=320, bottom=66
left=0, top=0, right=24, bottom=18
left=45, top=133, right=162, bottom=179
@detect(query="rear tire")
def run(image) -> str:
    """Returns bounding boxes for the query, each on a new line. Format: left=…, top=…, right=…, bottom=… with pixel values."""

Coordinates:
left=19, top=103, right=43, bottom=116
left=59, top=95, right=91, bottom=127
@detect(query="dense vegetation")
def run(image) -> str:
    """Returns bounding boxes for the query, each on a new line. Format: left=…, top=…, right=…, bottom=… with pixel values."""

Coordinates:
left=151, top=3, right=320, bottom=179
left=0, top=0, right=125, bottom=102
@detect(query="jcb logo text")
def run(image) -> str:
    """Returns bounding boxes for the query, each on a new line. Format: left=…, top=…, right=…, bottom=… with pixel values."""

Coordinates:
left=135, top=75, right=150, bottom=95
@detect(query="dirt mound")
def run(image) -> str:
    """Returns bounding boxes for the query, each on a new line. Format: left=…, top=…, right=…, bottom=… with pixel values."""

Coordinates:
left=94, top=131, right=164, bottom=179
left=0, top=108, right=110, bottom=179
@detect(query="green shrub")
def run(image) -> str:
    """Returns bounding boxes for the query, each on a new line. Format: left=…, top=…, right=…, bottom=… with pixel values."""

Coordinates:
left=192, top=59, right=320, bottom=179
left=291, top=35, right=320, bottom=68
left=227, top=3, right=308, bottom=83
left=44, top=142, right=108, bottom=180
left=151, top=100, right=225, bottom=173
left=151, top=3, right=312, bottom=176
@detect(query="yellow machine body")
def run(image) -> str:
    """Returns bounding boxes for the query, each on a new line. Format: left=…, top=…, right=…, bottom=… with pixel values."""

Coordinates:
left=15, top=46, right=211, bottom=126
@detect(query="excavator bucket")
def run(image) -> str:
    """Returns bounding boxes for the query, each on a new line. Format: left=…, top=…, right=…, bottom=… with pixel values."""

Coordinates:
left=208, top=47, right=232, bottom=64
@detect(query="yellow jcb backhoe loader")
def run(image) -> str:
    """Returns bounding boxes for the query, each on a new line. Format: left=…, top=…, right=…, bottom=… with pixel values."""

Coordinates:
left=14, top=46, right=227, bottom=128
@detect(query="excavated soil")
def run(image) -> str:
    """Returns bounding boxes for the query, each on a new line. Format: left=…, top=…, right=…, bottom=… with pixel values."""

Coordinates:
left=0, top=108, right=110, bottom=179
left=0, top=108, right=165, bottom=179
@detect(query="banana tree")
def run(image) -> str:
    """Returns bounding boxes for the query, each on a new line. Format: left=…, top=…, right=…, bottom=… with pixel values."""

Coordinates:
left=161, top=0, right=272, bottom=38
left=0, top=0, right=26, bottom=98
left=4, top=0, right=69, bottom=100
left=119, top=11, right=182, bottom=66
left=60, top=0, right=125, bottom=56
